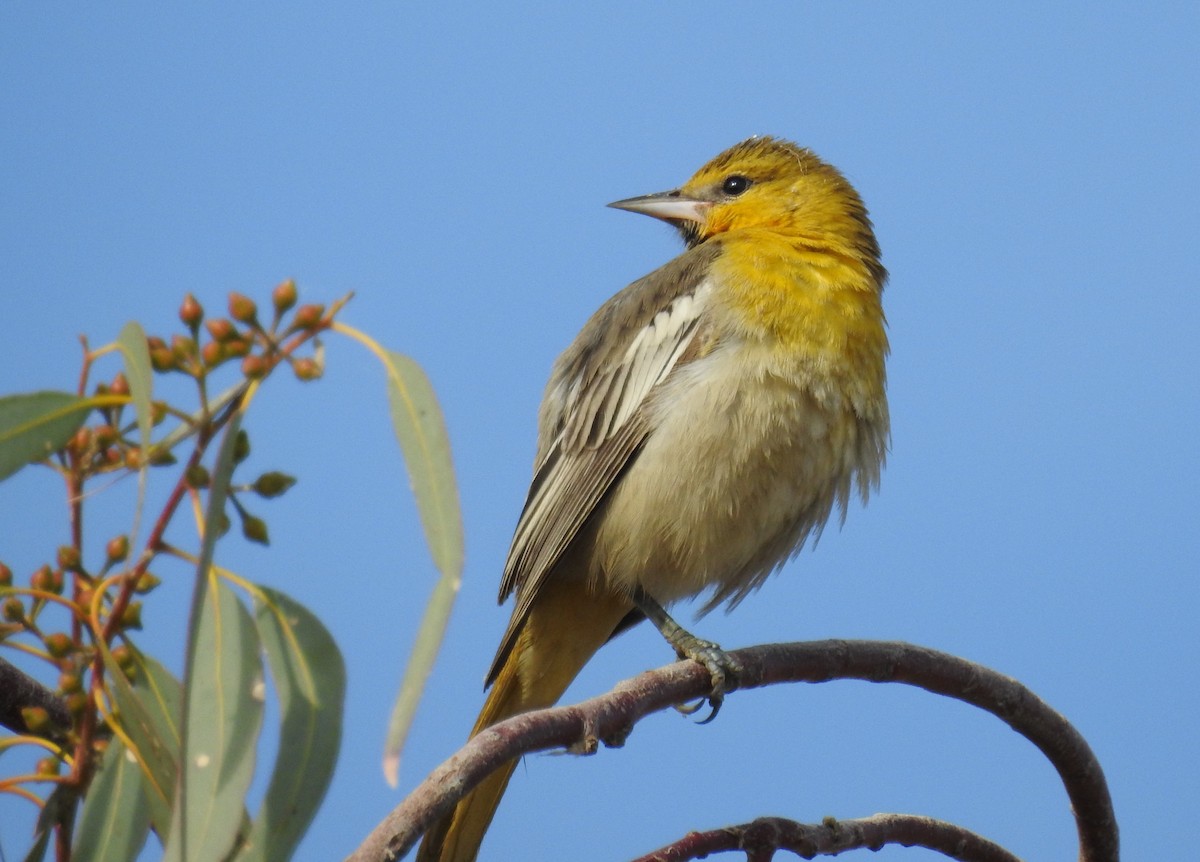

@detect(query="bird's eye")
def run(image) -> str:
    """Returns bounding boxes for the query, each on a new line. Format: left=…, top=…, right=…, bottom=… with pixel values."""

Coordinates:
left=721, top=175, right=752, bottom=196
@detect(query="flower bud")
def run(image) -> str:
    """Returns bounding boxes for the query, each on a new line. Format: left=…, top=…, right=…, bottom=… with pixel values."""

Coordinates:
left=292, top=357, right=322, bottom=381
left=76, top=587, right=95, bottom=612
left=186, top=464, right=211, bottom=488
left=110, top=372, right=130, bottom=397
left=202, top=341, right=225, bottom=368
left=0, top=562, right=11, bottom=586
left=241, top=514, right=270, bottom=546
left=232, top=430, right=251, bottom=464
left=210, top=510, right=232, bottom=539
left=180, top=293, right=204, bottom=329
left=170, top=334, right=197, bottom=364
left=45, top=632, right=73, bottom=659
left=252, top=471, right=297, bottom=498
left=206, top=318, right=238, bottom=342
left=135, top=572, right=162, bottom=594
left=94, top=425, right=117, bottom=448
left=241, top=355, right=268, bottom=380
left=22, top=708, right=51, bottom=735
left=70, top=427, right=92, bottom=454
left=56, top=546, right=81, bottom=573
left=148, top=449, right=178, bottom=467
left=228, top=292, right=258, bottom=325
left=31, top=565, right=60, bottom=594
left=3, top=597, right=25, bottom=623
left=291, top=304, right=325, bottom=331
left=150, top=347, right=176, bottom=373
left=225, top=337, right=252, bottom=358
left=119, top=601, right=143, bottom=631
left=65, top=693, right=89, bottom=718
left=111, top=644, right=134, bottom=671
left=106, top=535, right=129, bottom=563
left=272, top=279, right=298, bottom=314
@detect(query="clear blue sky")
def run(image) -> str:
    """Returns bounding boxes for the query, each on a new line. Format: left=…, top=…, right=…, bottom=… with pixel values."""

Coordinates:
left=2, top=4, right=1197, bottom=860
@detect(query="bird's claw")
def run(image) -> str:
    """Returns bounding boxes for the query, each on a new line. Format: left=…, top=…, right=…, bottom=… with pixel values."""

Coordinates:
left=673, top=634, right=742, bottom=723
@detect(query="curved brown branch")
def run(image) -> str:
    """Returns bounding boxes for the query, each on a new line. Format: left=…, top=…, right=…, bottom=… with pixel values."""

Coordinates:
left=0, top=655, right=70, bottom=738
left=628, top=813, right=1023, bottom=862
left=349, top=640, right=1116, bottom=862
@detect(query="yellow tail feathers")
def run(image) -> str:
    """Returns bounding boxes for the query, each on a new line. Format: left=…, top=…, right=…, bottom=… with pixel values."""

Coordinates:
left=416, top=580, right=631, bottom=862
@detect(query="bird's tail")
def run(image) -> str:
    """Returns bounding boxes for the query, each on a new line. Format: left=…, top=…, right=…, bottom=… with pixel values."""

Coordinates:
left=416, top=579, right=631, bottom=862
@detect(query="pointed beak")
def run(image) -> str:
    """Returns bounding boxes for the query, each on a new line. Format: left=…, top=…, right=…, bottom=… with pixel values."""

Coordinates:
left=607, top=190, right=710, bottom=225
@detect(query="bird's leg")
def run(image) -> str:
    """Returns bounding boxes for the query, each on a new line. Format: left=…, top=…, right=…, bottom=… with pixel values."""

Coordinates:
left=630, top=587, right=742, bottom=722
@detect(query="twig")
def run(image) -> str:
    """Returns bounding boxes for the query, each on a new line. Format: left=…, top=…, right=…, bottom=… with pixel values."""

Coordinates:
left=0, top=656, right=70, bottom=738
left=348, top=640, right=1117, bottom=862
left=628, top=813, right=1023, bottom=862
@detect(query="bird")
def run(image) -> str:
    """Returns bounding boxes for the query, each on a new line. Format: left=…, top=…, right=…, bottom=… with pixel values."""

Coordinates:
left=417, top=136, right=889, bottom=862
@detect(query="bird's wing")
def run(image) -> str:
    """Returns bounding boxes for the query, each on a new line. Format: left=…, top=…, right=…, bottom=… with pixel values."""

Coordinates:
left=486, top=243, right=720, bottom=685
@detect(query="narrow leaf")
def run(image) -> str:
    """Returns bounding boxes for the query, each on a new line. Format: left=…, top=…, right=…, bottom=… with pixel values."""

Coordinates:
left=381, top=350, right=464, bottom=579
left=382, top=573, right=459, bottom=786
left=130, top=652, right=184, bottom=755
left=116, top=322, right=154, bottom=456
left=117, top=321, right=155, bottom=542
left=0, top=391, right=92, bottom=481
left=22, top=785, right=71, bottom=862
left=164, top=575, right=264, bottom=862
left=99, top=644, right=179, bottom=835
left=164, top=411, right=260, bottom=862
left=74, top=738, right=151, bottom=862
left=238, top=587, right=346, bottom=862
left=378, top=349, right=465, bottom=782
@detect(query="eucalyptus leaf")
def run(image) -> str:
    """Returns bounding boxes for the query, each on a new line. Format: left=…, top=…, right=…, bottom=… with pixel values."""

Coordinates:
left=381, top=349, right=464, bottom=579
left=0, top=391, right=92, bottom=481
left=237, top=587, right=345, bottom=862
left=163, top=576, right=264, bottom=862
left=99, top=644, right=179, bottom=835
left=377, top=349, right=465, bottom=783
left=117, top=321, right=155, bottom=543
left=74, top=738, right=151, bottom=862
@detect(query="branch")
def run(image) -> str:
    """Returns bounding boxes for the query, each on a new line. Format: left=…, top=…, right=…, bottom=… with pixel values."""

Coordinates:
left=0, top=655, right=70, bottom=738
left=349, top=640, right=1117, bottom=862
left=629, top=813, right=1023, bottom=862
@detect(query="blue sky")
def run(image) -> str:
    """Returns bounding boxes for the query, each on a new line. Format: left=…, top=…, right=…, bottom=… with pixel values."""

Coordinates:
left=2, top=4, right=1197, bottom=860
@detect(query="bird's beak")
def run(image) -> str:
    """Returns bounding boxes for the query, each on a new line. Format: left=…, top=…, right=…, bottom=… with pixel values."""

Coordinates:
left=607, top=190, right=710, bottom=225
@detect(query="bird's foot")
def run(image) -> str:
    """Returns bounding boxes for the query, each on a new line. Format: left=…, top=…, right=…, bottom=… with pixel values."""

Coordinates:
left=631, top=587, right=742, bottom=723
left=670, top=632, right=743, bottom=723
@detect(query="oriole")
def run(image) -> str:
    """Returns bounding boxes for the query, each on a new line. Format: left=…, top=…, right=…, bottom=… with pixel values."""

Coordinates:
left=417, top=136, right=889, bottom=862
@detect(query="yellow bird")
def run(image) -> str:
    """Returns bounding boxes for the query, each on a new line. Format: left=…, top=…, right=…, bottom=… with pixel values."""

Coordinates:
left=418, top=136, right=889, bottom=862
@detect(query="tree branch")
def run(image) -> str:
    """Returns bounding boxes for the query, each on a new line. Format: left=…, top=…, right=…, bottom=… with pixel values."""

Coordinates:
left=349, top=640, right=1117, bottom=862
left=0, top=655, right=70, bottom=738
left=628, top=813, right=1023, bottom=862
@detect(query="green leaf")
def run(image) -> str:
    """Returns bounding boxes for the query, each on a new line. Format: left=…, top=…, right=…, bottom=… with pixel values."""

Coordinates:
left=117, top=321, right=155, bottom=542
left=0, top=391, right=92, bottom=481
left=164, top=575, right=264, bottom=862
left=22, top=785, right=72, bottom=862
left=74, top=737, right=151, bottom=862
left=381, top=573, right=459, bottom=786
left=131, top=653, right=184, bottom=752
left=99, top=645, right=180, bottom=835
left=116, top=322, right=154, bottom=456
left=381, top=349, right=464, bottom=579
left=163, top=412, right=261, bottom=862
left=237, top=587, right=346, bottom=862
left=377, top=349, right=465, bottom=783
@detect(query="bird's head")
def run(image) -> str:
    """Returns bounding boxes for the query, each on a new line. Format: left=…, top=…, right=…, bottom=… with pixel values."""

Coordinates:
left=609, top=137, right=880, bottom=268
